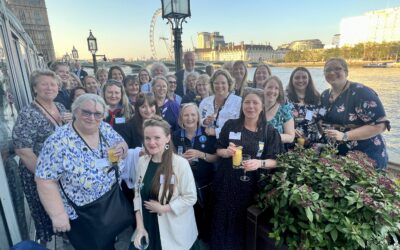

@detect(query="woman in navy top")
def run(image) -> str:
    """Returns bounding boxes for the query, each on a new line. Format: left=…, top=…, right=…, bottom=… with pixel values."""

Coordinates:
left=321, top=57, right=390, bottom=169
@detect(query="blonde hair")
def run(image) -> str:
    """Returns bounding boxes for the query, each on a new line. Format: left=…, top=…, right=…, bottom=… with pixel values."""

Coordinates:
left=102, top=79, right=133, bottom=120
left=178, top=103, right=201, bottom=129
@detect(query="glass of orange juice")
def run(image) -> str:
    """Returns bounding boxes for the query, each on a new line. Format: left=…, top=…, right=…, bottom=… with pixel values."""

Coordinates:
left=232, top=146, right=243, bottom=169
left=108, top=148, right=119, bottom=163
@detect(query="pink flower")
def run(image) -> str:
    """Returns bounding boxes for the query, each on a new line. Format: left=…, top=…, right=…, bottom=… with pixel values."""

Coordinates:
left=373, top=137, right=381, bottom=146
left=337, top=105, right=345, bottom=113
left=349, top=113, right=357, bottom=121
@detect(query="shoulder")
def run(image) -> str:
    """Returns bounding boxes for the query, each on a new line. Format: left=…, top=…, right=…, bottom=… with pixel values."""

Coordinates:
left=172, top=154, right=190, bottom=170
left=222, top=118, right=240, bottom=130
left=350, top=82, right=378, bottom=98
left=199, top=96, right=213, bottom=106
left=227, top=94, right=241, bottom=103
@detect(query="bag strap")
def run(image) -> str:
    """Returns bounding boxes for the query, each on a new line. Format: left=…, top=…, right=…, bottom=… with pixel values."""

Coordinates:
left=58, top=179, right=78, bottom=209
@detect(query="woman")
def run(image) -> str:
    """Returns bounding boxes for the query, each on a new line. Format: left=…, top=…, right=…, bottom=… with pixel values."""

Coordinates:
left=83, top=75, right=100, bottom=95
left=199, top=69, right=242, bottom=139
left=211, top=87, right=284, bottom=249
left=96, top=68, right=108, bottom=88
left=124, top=75, right=140, bottom=106
left=182, top=74, right=211, bottom=106
left=35, top=94, right=131, bottom=250
left=139, top=68, right=152, bottom=93
left=133, top=116, right=199, bottom=250
left=166, top=74, right=182, bottom=105
left=108, top=65, right=125, bottom=83
left=286, top=67, right=321, bottom=147
left=102, top=79, right=134, bottom=135
left=181, top=72, right=199, bottom=104
left=141, top=62, right=169, bottom=93
left=12, top=70, right=72, bottom=245
left=152, top=76, right=180, bottom=132
left=172, top=103, right=218, bottom=241
left=69, top=86, right=87, bottom=104
left=232, top=60, right=248, bottom=96
left=321, top=57, right=389, bottom=169
left=251, top=64, right=271, bottom=89
left=264, top=76, right=295, bottom=144
left=69, top=73, right=82, bottom=89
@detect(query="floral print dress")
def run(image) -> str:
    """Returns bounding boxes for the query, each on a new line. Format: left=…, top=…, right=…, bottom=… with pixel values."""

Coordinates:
left=291, top=103, right=321, bottom=145
left=320, top=82, right=389, bottom=169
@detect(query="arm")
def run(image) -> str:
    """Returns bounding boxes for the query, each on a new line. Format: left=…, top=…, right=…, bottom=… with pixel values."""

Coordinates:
left=280, top=118, right=295, bottom=143
left=243, top=159, right=277, bottom=171
left=14, top=148, right=37, bottom=173
left=36, top=178, right=70, bottom=233
left=183, top=149, right=218, bottom=163
left=133, top=211, right=149, bottom=249
left=327, top=123, right=386, bottom=141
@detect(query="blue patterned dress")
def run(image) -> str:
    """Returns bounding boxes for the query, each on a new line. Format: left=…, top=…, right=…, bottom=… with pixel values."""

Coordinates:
left=320, top=82, right=389, bottom=169
left=36, top=121, right=125, bottom=219
left=12, top=102, right=67, bottom=242
left=268, top=102, right=294, bottom=134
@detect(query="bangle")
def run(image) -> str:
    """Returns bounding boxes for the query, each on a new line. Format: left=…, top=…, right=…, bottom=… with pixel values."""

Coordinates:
left=204, top=152, right=207, bottom=161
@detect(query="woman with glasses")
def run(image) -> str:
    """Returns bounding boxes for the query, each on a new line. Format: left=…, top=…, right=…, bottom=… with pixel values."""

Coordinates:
left=182, top=74, right=211, bottom=106
left=211, top=87, right=284, bottom=249
left=172, top=103, right=218, bottom=242
left=321, top=57, right=390, bottom=169
left=102, top=79, right=134, bottom=135
left=36, top=94, right=131, bottom=249
left=166, top=74, right=182, bottom=105
left=286, top=67, right=321, bottom=147
left=139, top=68, right=152, bottom=93
left=123, top=75, right=141, bottom=106
left=152, top=76, right=180, bottom=132
left=13, top=70, right=73, bottom=246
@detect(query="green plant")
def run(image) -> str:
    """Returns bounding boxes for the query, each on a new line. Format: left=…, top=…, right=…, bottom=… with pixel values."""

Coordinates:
left=257, top=145, right=400, bottom=250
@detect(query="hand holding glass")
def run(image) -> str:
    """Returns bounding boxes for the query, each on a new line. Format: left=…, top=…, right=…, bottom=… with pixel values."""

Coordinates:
left=107, top=147, right=119, bottom=164
left=240, top=154, right=251, bottom=182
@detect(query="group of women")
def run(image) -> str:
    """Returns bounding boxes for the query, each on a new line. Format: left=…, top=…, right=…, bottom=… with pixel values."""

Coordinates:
left=12, top=57, right=389, bottom=250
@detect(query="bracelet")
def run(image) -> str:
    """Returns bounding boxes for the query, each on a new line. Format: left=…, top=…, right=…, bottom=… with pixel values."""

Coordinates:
left=262, top=160, right=266, bottom=169
left=204, top=152, right=207, bottom=161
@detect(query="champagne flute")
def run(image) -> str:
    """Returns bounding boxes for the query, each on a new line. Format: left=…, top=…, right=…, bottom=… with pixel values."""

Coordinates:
left=240, top=154, right=251, bottom=182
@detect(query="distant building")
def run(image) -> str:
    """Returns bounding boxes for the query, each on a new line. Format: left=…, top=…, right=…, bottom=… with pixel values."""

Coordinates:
left=340, top=7, right=400, bottom=47
left=197, top=32, right=225, bottom=49
left=288, top=39, right=324, bottom=51
left=6, top=0, right=55, bottom=61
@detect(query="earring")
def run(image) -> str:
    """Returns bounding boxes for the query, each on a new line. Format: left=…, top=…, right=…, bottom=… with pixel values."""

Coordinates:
left=165, top=144, right=170, bottom=150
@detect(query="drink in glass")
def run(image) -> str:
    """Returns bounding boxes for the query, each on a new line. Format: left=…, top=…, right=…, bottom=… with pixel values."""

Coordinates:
left=240, top=154, right=251, bottom=182
left=107, top=148, right=119, bottom=163
left=232, top=146, right=242, bottom=168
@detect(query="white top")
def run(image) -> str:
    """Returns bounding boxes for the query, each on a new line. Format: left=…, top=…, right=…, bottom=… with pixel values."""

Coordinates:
left=199, top=94, right=242, bottom=138
left=120, top=147, right=142, bottom=189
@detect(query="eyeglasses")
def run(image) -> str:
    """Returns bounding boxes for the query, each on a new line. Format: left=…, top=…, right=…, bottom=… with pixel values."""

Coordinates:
left=80, top=109, right=104, bottom=120
left=168, top=81, right=177, bottom=84
left=324, top=67, right=344, bottom=73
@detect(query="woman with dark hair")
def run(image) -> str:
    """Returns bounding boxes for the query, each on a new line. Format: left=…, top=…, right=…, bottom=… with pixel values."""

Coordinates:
left=251, top=64, right=272, bottom=89
left=321, top=57, right=390, bottom=169
left=124, top=75, right=140, bottom=106
left=108, top=65, right=126, bottom=82
left=139, top=68, right=152, bottom=93
left=211, top=87, right=284, bottom=249
left=232, top=60, right=248, bottom=96
left=133, top=116, right=199, bottom=250
left=69, top=86, right=87, bottom=104
left=286, top=67, right=321, bottom=147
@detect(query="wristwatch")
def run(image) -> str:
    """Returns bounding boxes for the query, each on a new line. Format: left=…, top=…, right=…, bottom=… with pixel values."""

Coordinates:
left=342, top=132, right=349, bottom=142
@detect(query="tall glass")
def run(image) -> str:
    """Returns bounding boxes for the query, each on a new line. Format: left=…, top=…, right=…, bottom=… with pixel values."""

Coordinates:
left=240, top=154, right=251, bottom=182
left=232, top=146, right=243, bottom=169
left=107, top=148, right=119, bottom=164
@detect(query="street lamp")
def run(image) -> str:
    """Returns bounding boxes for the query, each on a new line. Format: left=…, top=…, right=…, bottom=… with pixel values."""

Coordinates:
left=71, top=46, right=79, bottom=60
left=87, top=30, right=107, bottom=73
left=161, top=0, right=191, bottom=72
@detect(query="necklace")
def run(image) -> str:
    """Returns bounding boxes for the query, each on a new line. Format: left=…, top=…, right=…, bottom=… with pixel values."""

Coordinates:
left=329, top=81, right=349, bottom=103
left=266, top=102, right=278, bottom=112
left=35, top=99, right=62, bottom=126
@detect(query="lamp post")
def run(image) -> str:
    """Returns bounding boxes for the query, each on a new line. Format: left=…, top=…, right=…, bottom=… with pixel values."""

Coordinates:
left=87, top=30, right=107, bottom=73
left=161, top=0, right=191, bottom=72
left=71, top=46, right=79, bottom=60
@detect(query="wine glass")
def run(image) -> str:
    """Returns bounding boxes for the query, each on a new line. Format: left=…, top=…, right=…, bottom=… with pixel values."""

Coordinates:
left=139, top=236, right=149, bottom=250
left=240, top=154, right=251, bottom=182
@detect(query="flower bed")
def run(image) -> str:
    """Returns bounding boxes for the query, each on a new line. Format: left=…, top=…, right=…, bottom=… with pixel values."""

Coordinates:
left=257, top=145, right=400, bottom=249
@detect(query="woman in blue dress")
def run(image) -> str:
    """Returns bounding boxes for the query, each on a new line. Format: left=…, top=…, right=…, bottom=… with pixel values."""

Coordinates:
left=321, top=57, right=390, bottom=169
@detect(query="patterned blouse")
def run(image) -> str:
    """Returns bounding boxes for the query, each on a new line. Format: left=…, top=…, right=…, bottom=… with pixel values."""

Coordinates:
left=268, top=102, right=294, bottom=134
left=36, top=122, right=125, bottom=219
left=291, top=103, right=321, bottom=144
left=320, top=82, right=389, bottom=169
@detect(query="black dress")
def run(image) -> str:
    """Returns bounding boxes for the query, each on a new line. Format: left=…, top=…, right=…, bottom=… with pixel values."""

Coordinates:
left=210, top=119, right=284, bottom=250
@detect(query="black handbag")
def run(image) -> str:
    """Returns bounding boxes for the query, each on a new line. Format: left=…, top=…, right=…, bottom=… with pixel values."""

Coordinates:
left=60, top=163, right=135, bottom=250
left=196, top=182, right=212, bottom=208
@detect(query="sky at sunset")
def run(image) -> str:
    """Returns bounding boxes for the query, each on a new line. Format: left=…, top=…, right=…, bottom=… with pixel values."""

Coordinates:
left=46, top=0, right=400, bottom=60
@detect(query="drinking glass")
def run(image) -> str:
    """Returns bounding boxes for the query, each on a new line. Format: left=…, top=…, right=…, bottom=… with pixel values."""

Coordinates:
left=107, top=147, right=119, bottom=164
left=232, top=146, right=243, bottom=169
left=321, top=123, right=336, bottom=145
left=240, top=154, right=251, bottom=182
left=139, top=236, right=149, bottom=250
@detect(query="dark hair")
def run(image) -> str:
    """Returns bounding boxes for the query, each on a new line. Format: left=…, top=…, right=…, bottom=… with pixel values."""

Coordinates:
left=70, top=86, right=88, bottom=104
left=108, top=66, right=126, bottom=81
left=286, top=67, right=320, bottom=105
left=123, top=75, right=139, bottom=89
left=50, top=61, right=69, bottom=72
left=238, top=87, right=265, bottom=129
left=138, top=68, right=152, bottom=84
left=264, top=76, right=286, bottom=104
left=324, top=57, right=348, bottom=74
left=233, top=60, right=248, bottom=96
left=143, top=116, right=175, bottom=205
left=131, top=92, right=159, bottom=139
left=252, top=64, right=272, bottom=86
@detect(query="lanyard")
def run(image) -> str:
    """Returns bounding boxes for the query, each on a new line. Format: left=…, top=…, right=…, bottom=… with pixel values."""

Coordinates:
left=213, top=93, right=230, bottom=127
left=35, top=100, right=62, bottom=126
left=72, top=122, right=108, bottom=159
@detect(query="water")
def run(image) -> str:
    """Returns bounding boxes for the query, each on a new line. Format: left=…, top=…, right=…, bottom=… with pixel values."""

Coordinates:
left=247, top=66, right=400, bottom=155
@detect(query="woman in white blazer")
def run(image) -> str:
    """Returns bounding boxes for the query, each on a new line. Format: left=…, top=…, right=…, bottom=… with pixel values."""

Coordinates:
left=132, top=116, right=199, bottom=250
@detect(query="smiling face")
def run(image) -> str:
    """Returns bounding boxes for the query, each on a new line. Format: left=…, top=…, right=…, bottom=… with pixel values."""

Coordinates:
left=125, top=79, right=140, bottom=96
left=74, top=100, right=104, bottom=133
left=186, top=75, right=197, bottom=92
left=255, top=66, right=270, bottom=86
left=104, top=84, right=122, bottom=108
left=111, top=68, right=124, bottom=82
left=167, top=76, right=177, bottom=93
left=196, top=79, right=209, bottom=97
left=97, top=73, right=108, bottom=84
left=212, top=74, right=230, bottom=96
left=154, top=66, right=165, bottom=76
left=144, top=126, right=170, bottom=158
left=324, top=60, right=348, bottom=86
left=55, top=65, right=70, bottom=83
left=292, top=70, right=309, bottom=92
left=34, top=75, right=59, bottom=102
left=153, top=79, right=168, bottom=99
left=233, top=63, right=246, bottom=81
left=85, top=77, right=99, bottom=94
left=139, top=70, right=150, bottom=84
left=139, top=100, right=156, bottom=119
left=181, top=105, right=199, bottom=130
left=242, top=93, right=263, bottom=120
left=264, top=79, right=280, bottom=103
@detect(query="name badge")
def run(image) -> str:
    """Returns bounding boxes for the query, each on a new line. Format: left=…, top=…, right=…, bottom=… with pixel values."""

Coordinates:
left=95, top=158, right=109, bottom=170
left=160, top=174, right=175, bottom=184
left=319, top=108, right=327, bottom=116
left=305, top=110, right=314, bottom=121
left=177, top=146, right=184, bottom=155
left=115, top=117, right=126, bottom=124
left=229, top=132, right=241, bottom=140
left=257, top=141, right=264, bottom=158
